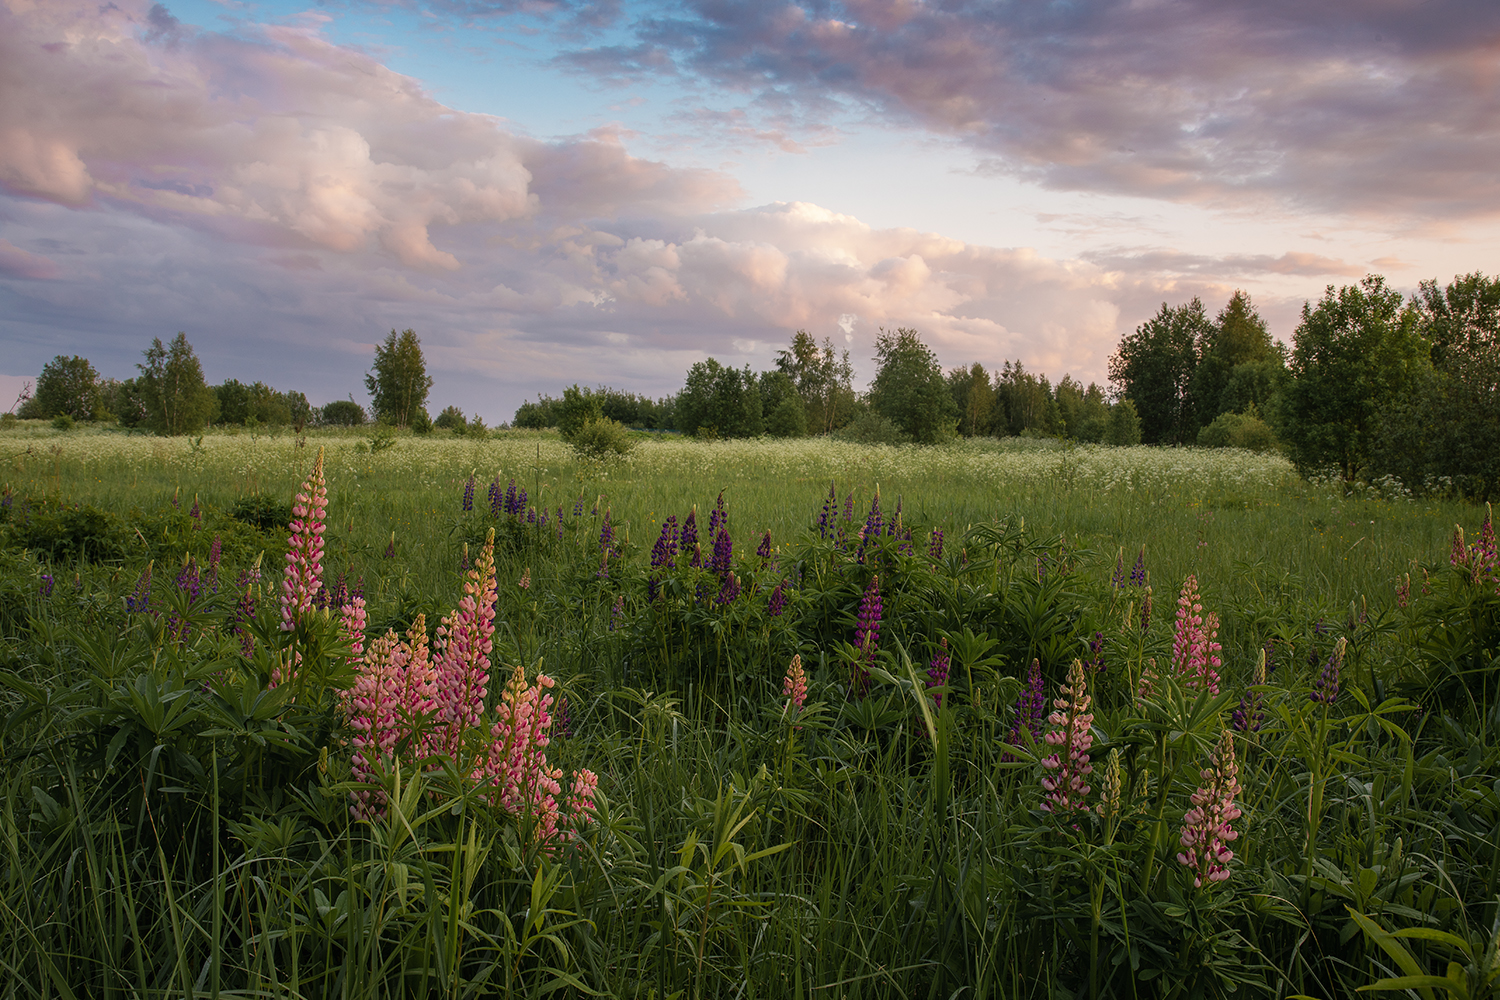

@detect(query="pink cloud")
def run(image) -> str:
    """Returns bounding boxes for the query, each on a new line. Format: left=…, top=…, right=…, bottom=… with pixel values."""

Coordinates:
left=0, top=239, right=60, bottom=279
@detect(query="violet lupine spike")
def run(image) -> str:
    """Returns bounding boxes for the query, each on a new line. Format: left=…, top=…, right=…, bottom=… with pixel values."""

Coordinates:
left=757, top=529, right=772, bottom=561
left=768, top=580, right=787, bottom=617
left=1232, top=649, right=1268, bottom=733
left=1310, top=637, right=1347, bottom=705
left=189, top=495, right=202, bottom=528
left=708, top=490, right=727, bottom=538
left=710, top=526, right=733, bottom=577
left=462, top=474, right=475, bottom=513
left=690, top=542, right=702, bottom=570
left=1171, top=575, right=1221, bottom=695
left=818, top=481, right=837, bottom=539
left=1040, top=659, right=1095, bottom=816
left=281, top=447, right=328, bottom=631
left=526, top=506, right=537, bottom=524
left=598, top=508, right=614, bottom=551
left=609, top=594, right=626, bottom=630
left=651, top=516, right=679, bottom=569
left=1130, top=545, right=1147, bottom=587
left=384, top=532, right=396, bottom=559
left=928, top=527, right=944, bottom=561
left=889, top=497, right=902, bottom=537
left=1111, top=548, right=1126, bottom=590
left=504, top=479, right=517, bottom=516
left=851, top=574, right=881, bottom=697
left=1177, top=730, right=1242, bottom=888
left=573, top=496, right=584, bottom=517
left=843, top=490, right=855, bottom=523
left=926, top=638, right=951, bottom=708
left=176, top=556, right=202, bottom=603
left=556, top=696, right=573, bottom=739
left=39, top=574, right=54, bottom=598
left=1088, top=631, right=1106, bottom=673
left=208, top=534, right=222, bottom=591
left=783, top=654, right=808, bottom=716
left=681, top=507, right=698, bottom=552
left=488, top=477, right=502, bottom=516
left=716, top=572, right=741, bottom=605
left=1003, top=660, right=1045, bottom=761
left=863, top=489, right=883, bottom=540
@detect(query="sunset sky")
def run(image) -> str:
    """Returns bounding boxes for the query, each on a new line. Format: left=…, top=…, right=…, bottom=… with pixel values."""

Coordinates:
left=3, top=0, right=1498, bottom=423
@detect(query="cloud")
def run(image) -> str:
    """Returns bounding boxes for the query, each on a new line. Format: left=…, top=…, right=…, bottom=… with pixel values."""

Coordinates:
left=0, top=239, right=59, bottom=279
left=553, top=0, right=1500, bottom=222
left=1082, top=248, right=1366, bottom=279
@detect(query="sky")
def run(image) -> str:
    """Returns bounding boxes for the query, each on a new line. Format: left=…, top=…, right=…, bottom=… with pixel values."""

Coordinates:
left=3, top=0, right=1499, bottom=423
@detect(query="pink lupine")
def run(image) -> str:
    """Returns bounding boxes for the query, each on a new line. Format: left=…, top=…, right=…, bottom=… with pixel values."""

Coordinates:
left=1040, top=659, right=1095, bottom=815
left=397, top=615, right=437, bottom=737
left=432, top=528, right=498, bottom=756
left=1177, top=730, right=1242, bottom=888
left=782, top=653, right=808, bottom=716
left=1172, top=575, right=1221, bottom=695
left=476, top=665, right=565, bottom=843
left=347, top=630, right=407, bottom=821
left=339, top=595, right=368, bottom=661
left=567, top=769, right=599, bottom=829
left=281, top=448, right=328, bottom=631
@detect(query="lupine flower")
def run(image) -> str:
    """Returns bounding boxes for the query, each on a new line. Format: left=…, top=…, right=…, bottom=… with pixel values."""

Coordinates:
left=462, top=474, right=475, bottom=512
left=783, top=653, right=807, bottom=716
left=1177, top=730, right=1242, bottom=888
left=596, top=550, right=610, bottom=580
left=863, top=489, right=883, bottom=541
left=843, top=490, right=854, bottom=523
left=1087, top=631, right=1105, bottom=673
left=681, top=507, right=698, bottom=552
left=176, top=555, right=202, bottom=603
left=591, top=495, right=600, bottom=516
left=1232, top=648, right=1268, bottom=733
left=127, top=563, right=153, bottom=613
left=488, top=477, right=502, bottom=515
left=651, top=516, right=679, bottom=569
left=716, top=572, right=741, bottom=605
left=599, top=508, right=613, bottom=551
left=710, top=527, right=733, bottom=577
left=708, top=490, right=727, bottom=537
left=890, top=497, right=902, bottom=537
left=1003, top=658, right=1047, bottom=761
left=768, top=580, right=787, bottom=617
left=39, top=574, right=54, bottom=597
left=609, top=594, right=626, bottom=630
left=384, top=532, right=396, bottom=559
left=1130, top=545, right=1147, bottom=587
left=189, top=495, right=202, bottom=527
left=347, top=630, right=406, bottom=821
left=0, top=490, right=10, bottom=510
left=926, top=638, right=950, bottom=708
left=1310, top=637, right=1347, bottom=705
left=817, top=482, right=837, bottom=539
left=690, top=542, right=702, bottom=570
left=519, top=567, right=531, bottom=590
left=431, top=528, right=499, bottom=756
left=207, top=534, right=222, bottom=591
left=1172, top=575, right=1221, bottom=695
left=1396, top=573, right=1411, bottom=608
left=516, top=486, right=529, bottom=515
left=281, top=448, right=328, bottom=631
left=504, top=479, right=518, bottom=515
left=1040, top=658, right=1094, bottom=816
left=851, top=574, right=881, bottom=696
left=556, top=696, right=573, bottom=739
left=1098, top=748, right=1122, bottom=821
left=573, top=496, right=584, bottom=517
left=1451, top=524, right=1468, bottom=567
left=928, top=527, right=944, bottom=561
left=474, top=666, right=582, bottom=846
left=526, top=506, right=537, bottom=525
left=757, top=529, right=772, bottom=562
left=1111, top=548, right=1126, bottom=590
left=898, top=528, right=914, bottom=556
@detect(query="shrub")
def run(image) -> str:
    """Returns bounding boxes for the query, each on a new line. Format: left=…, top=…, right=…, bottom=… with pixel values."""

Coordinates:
left=1104, top=399, right=1142, bottom=446
left=434, top=405, right=467, bottom=432
left=50, top=414, right=75, bottom=431
left=320, top=399, right=366, bottom=426
left=569, top=417, right=635, bottom=460
left=230, top=493, right=291, bottom=532
left=1197, top=408, right=1279, bottom=452
left=832, top=410, right=910, bottom=445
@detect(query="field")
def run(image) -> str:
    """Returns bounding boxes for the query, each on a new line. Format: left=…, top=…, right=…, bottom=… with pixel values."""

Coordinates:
left=1, top=423, right=1497, bottom=998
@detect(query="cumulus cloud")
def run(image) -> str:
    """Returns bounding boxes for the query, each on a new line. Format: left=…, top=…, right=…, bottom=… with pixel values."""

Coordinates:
left=0, top=0, right=1307, bottom=420
left=553, top=0, right=1500, bottom=221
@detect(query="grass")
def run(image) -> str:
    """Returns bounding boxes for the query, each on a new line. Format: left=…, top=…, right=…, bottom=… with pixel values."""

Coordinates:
left=0, top=423, right=1496, bottom=998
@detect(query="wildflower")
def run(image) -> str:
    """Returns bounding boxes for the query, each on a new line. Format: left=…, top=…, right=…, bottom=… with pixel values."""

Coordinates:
left=126, top=562, right=153, bottom=613
left=1451, top=524, right=1467, bottom=567
left=347, top=630, right=406, bottom=821
left=1310, top=637, right=1347, bottom=705
left=609, top=594, right=626, bottom=630
left=1111, top=548, right=1126, bottom=590
left=1396, top=573, right=1411, bottom=608
left=462, top=474, right=475, bottom=513
left=189, top=495, right=202, bottom=528
left=1087, top=630, right=1105, bottom=673
left=1130, top=545, right=1147, bottom=587
left=1177, top=730, right=1242, bottom=888
left=928, top=526, right=944, bottom=561
left=708, top=490, right=727, bottom=537
left=1040, top=659, right=1095, bottom=816
left=504, top=479, right=518, bottom=515
left=862, top=489, right=883, bottom=544
left=573, top=496, right=584, bottom=517
left=476, top=666, right=568, bottom=844
left=384, top=532, right=396, bottom=559
left=567, top=769, right=599, bottom=830
left=817, top=481, right=837, bottom=539
left=768, top=580, right=787, bottom=617
left=598, top=508, right=613, bottom=551
left=488, top=476, right=502, bottom=516
left=281, top=448, right=328, bottom=630
left=207, top=534, right=222, bottom=590
left=890, top=497, right=902, bottom=537
left=843, top=490, right=854, bottom=523
left=1003, top=658, right=1047, bottom=760
left=852, top=574, right=881, bottom=696
left=1098, top=748, right=1122, bottom=820
left=526, top=506, right=537, bottom=525
left=432, top=528, right=499, bottom=754
left=710, top=526, right=733, bottom=577
left=926, top=638, right=950, bottom=708
left=1231, top=648, right=1268, bottom=733
left=681, top=507, right=698, bottom=552
left=783, top=653, right=808, bottom=716
left=716, top=572, right=741, bottom=605
left=340, top=594, right=367, bottom=662
left=556, top=696, right=573, bottom=739
left=176, top=555, right=202, bottom=604
left=39, top=574, right=54, bottom=597
left=1172, top=575, right=1221, bottom=695
left=757, top=529, right=772, bottom=562
left=518, top=567, right=531, bottom=590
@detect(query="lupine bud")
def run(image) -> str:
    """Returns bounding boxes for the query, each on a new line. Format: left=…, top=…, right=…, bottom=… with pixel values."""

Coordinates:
left=768, top=580, right=787, bottom=617
left=782, top=653, right=808, bottom=715
left=1098, top=748, right=1122, bottom=820
left=925, top=638, right=950, bottom=708
left=1310, top=637, right=1347, bottom=705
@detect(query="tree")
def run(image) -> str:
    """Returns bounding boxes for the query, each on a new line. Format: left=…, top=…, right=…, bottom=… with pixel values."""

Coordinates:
left=139, top=333, right=215, bottom=436
left=434, top=405, right=468, bottom=432
left=555, top=385, right=603, bottom=440
left=33, top=355, right=101, bottom=421
left=676, top=359, right=763, bottom=438
left=868, top=328, right=956, bottom=444
left=321, top=399, right=367, bottom=426
left=1055, top=375, right=1109, bottom=443
left=1104, top=399, right=1142, bottom=446
left=1108, top=299, right=1210, bottom=444
left=993, top=361, right=1058, bottom=436
left=947, top=363, right=994, bottom=437
left=1190, top=291, right=1277, bottom=426
left=1281, top=276, right=1428, bottom=480
left=775, top=331, right=856, bottom=433
left=366, top=329, right=433, bottom=428
left=759, top=370, right=806, bottom=438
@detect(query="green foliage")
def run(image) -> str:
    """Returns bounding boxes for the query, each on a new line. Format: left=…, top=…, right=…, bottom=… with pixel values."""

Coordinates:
left=830, top=408, right=909, bottom=445
left=1197, top=407, right=1279, bottom=452
left=0, top=498, right=128, bottom=562
left=512, top=395, right=556, bottom=429
left=947, top=361, right=994, bottom=437
left=49, top=413, right=74, bottom=432
left=774, top=330, right=856, bottom=434
left=993, top=359, right=1060, bottom=436
left=568, top=416, right=635, bottom=460
left=1109, top=298, right=1210, bottom=444
left=1104, top=398, right=1142, bottom=445
left=230, top=492, right=292, bottom=532
left=33, top=355, right=101, bottom=421
left=868, top=327, right=956, bottom=444
left=677, top=359, right=764, bottom=438
left=555, top=384, right=604, bottom=440
left=1055, top=374, right=1109, bottom=442
left=434, top=404, right=467, bottom=432
left=365, top=328, right=433, bottom=428
left=320, top=398, right=367, bottom=426
left=1281, top=276, right=1430, bottom=480
left=138, top=333, right=216, bottom=436
left=214, top=379, right=311, bottom=428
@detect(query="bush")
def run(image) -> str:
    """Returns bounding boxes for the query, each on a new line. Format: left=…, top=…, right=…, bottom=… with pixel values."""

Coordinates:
left=321, top=399, right=366, bottom=426
left=1197, top=408, right=1279, bottom=452
left=832, top=410, right=910, bottom=445
left=765, top=395, right=808, bottom=438
left=434, top=405, right=467, bottom=432
left=50, top=414, right=75, bottom=431
left=230, top=493, right=291, bottom=532
left=569, top=417, right=636, bottom=460
left=1103, top=399, right=1142, bottom=446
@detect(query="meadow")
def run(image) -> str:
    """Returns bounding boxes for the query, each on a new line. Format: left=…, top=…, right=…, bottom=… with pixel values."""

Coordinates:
left=0, top=423, right=1496, bottom=998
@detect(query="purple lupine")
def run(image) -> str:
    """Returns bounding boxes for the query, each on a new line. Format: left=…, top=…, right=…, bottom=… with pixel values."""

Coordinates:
left=690, top=542, right=703, bottom=569
left=863, top=490, right=883, bottom=540
left=1, top=490, right=10, bottom=510
left=926, top=638, right=950, bottom=708
left=189, top=496, right=202, bottom=529
left=851, top=574, right=882, bottom=697
left=716, top=572, right=741, bottom=605
left=556, top=507, right=564, bottom=539
left=1111, top=549, right=1126, bottom=590
left=1003, top=659, right=1047, bottom=761
left=843, top=490, right=854, bottom=523
left=527, top=506, right=537, bottom=525
left=515, top=487, right=529, bottom=514
left=889, top=497, right=902, bottom=537
left=462, top=474, right=475, bottom=512
left=651, top=517, right=679, bottom=569
left=1310, top=638, right=1347, bottom=705
left=609, top=594, right=625, bottom=630
left=768, top=580, right=787, bottom=616
left=1231, top=650, right=1269, bottom=733
left=599, top=508, right=614, bottom=551
left=127, top=563, right=154, bottom=613
left=757, top=529, right=772, bottom=562
left=504, top=479, right=517, bottom=515
left=708, top=491, right=727, bottom=538
left=928, top=527, right=944, bottom=561
left=176, top=557, right=202, bottom=603
left=384, top=533, right=396, bottom=559
left=1088, top=631, right=1105, bottom=673
left=710, top=527, right=733, bottom=577
left=898, top=528, right=914, bottom=556
left=39, top=574, right=54, bottom=597
left=681, top=508, right=698, bottom=552
left=646, top=576, right=661, bottom=602
left=556, top=697, right=573, bottom=739
left=1129, top=545, right=1147, bottom=587
left=573, top=496, right=584, bottom=517
left=488, top=477, right=502, bottom=516
left=817, top=481, right=837, bottom=539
